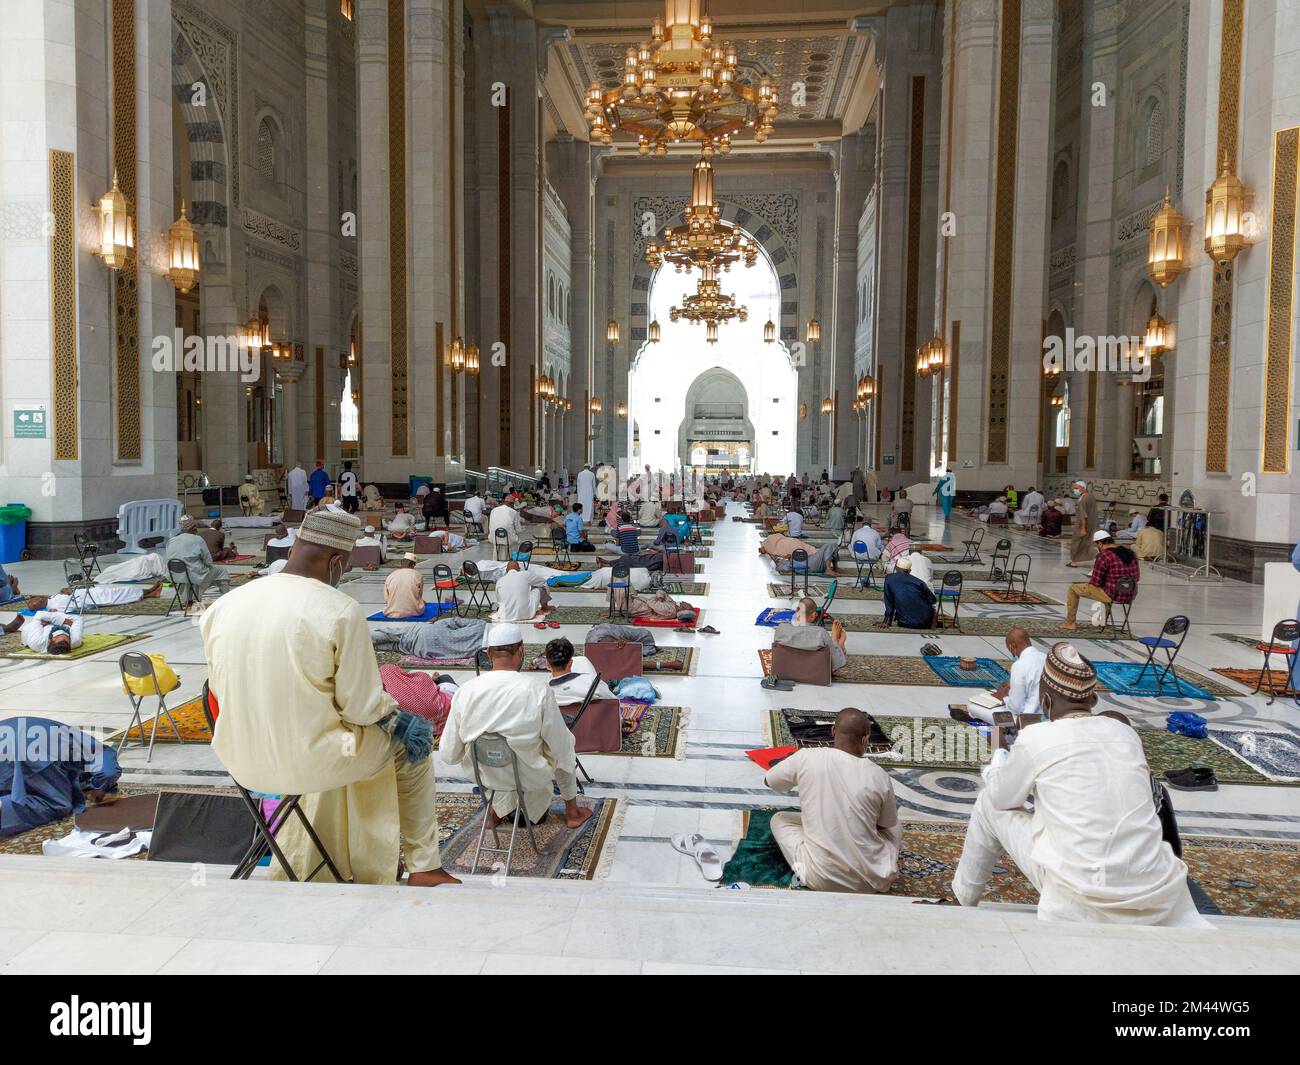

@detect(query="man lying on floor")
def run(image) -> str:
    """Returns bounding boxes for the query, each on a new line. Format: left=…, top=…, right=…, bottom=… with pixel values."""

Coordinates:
left=371, top=615, right=487, bottom=662
left=441, top=624, right=593, bottom=831
left=951, top=643, right=1208, bottom=926
left=764, top=708, right=900, bottom=893
left=761, top=533, right=843, bottom=576
left=772, top=597, right=849, bottom=674
left=0, top=716, right=121, bottom=836
left=2, top=608, right=84, bottom=654
left=21, top=581, right=164, bottom=613
left=202, top=507, right=459, bottom=887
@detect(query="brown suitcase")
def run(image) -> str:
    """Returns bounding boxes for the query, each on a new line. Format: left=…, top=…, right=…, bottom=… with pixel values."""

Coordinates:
left=770, top=643, right=833, bottom=686
left=584, top=639, right=644, bottom=681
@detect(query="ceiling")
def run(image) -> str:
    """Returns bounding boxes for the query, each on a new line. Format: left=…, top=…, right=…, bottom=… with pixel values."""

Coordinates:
left=536, top=0, right=905, bottom=153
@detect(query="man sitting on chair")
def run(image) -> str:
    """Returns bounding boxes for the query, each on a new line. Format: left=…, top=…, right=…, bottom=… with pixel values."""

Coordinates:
left=543, top=636, right=615, bottom=704
left=1062, top=531, right=1140, bottom=631
left=880, top=557, right=936, bottom=629
left=951, top=643, right=1207, bottom=926
left=201, top=506, right=459, bottom=887
left=166, top=516, right=231, bottom=610
left=765, top=708, right=900, bottom=893
left=488, top=501, right=526, bottom=549
left=382, top=553, right=425, bottom=618
left=441, top=624, right=593, bottom=831
left=238, top=474, right=267, bottom=516
left=772, top=597, right=848, bottom=675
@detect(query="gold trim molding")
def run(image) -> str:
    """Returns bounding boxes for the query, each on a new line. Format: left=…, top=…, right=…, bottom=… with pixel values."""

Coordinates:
left=388, top=0, right=409, bottom=456
left=112, top=0, right=140, bottom=460
left=50, top=150, right=78, bottom=460
left=900, top=75, right=925, bottom=473
left=1262, top=126, right=1299, bottom=473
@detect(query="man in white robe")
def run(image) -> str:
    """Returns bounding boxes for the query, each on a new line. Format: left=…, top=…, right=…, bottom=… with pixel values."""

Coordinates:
left=576, top=463, right=597, bottom=522
left=952, top=642, right=1207, bottom=926
left=95, top=554, right=166, bottom=584
left=2, top=609, right=84, bottom=654
left=491, top=561, right=551, bottom=622
left=488, top=502, right=526, bottom=550
left=287, top=462, right=309, bottom=510
left=441, top=624, right=592, bottom=829
left=200, top=507, right=458, bottom=887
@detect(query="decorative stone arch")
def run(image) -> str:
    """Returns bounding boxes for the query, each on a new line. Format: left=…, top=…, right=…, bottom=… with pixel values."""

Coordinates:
left=1125, top=275, right=1162, bottom=336
left=171, top=18, right=231, bottom=263
left=252, top=107, right=289, bottom=187
left=676, top=367, right=756, bottom=466
left=628, top=202, right=800, bottom=349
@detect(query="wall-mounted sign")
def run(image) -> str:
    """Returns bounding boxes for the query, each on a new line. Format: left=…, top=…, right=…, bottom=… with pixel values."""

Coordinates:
left=12, top=407, right=47, bottom=439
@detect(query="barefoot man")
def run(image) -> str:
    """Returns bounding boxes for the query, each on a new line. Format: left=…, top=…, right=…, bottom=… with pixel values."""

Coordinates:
left=441, top=623, right=594, bottom=833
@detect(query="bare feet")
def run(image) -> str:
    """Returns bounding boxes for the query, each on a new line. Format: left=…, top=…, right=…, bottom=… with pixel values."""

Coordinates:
left=142, top=580, right=164, bottom=599
left=407, top=867, right=462, bottom=886
left=1061, top=621, right=1078, bottom=631
left=564, top=800, right=594, bottom=830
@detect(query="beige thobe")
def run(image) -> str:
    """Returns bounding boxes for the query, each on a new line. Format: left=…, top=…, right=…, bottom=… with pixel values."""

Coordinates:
left=1070, top=490, right=1099, bottom=563
left=382, top=567, right=425, bottom=617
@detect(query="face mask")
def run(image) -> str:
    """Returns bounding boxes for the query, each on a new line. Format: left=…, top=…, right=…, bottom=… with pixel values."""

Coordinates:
left=1072, top=488, right=1081, bottom=497
left=328, top=557, right=344, bottom=587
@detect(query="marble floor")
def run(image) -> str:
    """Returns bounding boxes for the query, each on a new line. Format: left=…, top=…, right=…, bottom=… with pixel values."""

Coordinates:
left=1, top=499, right=1298, bottom=973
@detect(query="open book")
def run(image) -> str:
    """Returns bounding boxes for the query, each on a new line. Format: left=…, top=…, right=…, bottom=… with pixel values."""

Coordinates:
left=968, top=690, right=1004, bottom=711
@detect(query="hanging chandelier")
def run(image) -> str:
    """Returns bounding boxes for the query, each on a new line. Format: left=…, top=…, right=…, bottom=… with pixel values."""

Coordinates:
left=856, top=374, right=875, bottom=403
left=165, top=202, right=200, bottom=293
left=805, top=318, right=820, bottom=343
left=763, top=318, right=775, bottom=343
left=644, top=155, right=758, bottom=274
left=1147, top=187, right=1190, bottom=287
left=649, top=318, right=661, bottom=343
left=1205, top=155, right=1250, bottom=262
left=669, top=262, right=748, bottom=330
left=584, top=0, right=777, bottom=156
left=1145, top=310, right=1172, bottom=356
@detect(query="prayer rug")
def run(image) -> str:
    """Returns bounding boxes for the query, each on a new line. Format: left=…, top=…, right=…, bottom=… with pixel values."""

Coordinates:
left=634, top=607, right=700, bottom=629
left=756, top=610, right=1139, bottom=639
left=763, top=708, right=1272, bottom=785
left=977, top=589, right=1059, bottom=606
left=756, top=607, right=795, bottom=627
left=365, top=602, right=456, bottom=623
left=437, top=793, right=620, bottom=880
left=1212, top=667, right=1298, bottom=696
left=0, top=631, right=145, bottom=661
left=923, top=656, right=1010, bottom=687
left=1207, top=729, right=1300, bottom=782
left=617, top=704, right=687, bottom=758
left=722, top=809, right=1300, bottom=919
left=1212, top=632, right=1265, bottom=649
left=1091, top=661, right=1213, bottom=699
left=382, top=643, right=696, bottom=676
left=108, top=696, right=212, bottom=745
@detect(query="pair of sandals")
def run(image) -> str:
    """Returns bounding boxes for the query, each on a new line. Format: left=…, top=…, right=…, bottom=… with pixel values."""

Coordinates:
left=671, top=832, right=723, bottom=881
left=532, top=620, right=562, bottom=629
left=673, top=623, right=720, bottom=634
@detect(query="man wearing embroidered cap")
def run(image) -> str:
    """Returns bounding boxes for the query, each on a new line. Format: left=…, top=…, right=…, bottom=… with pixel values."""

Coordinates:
left=441, top=622, right=593, bottom=831
left=200, top=506, right=459, bottom=886
left=951, top=642, right=1206, bottom=926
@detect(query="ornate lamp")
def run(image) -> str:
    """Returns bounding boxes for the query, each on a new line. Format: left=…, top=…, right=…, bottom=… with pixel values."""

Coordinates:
left=165, top=203, right=200, bottom=293
left=97, top=171, right=135, bottom=269
left=616, top=401, right=627, bottom=417
left=1144, top=310, right=1171, bottom=356
left=799, top=401, right=808, bottom=419
left=590, top=396, right=603, bottom=415
left=805, top=318, right=821, bottom=343
left=465, top=342, right=480, bottom=375
left=763, top=318, right=776, bottom=343
left=649, top=318, right=661, bottom=343
left=916, top=346, right=930, bottom=379
left=1147, top=187, right=1190, bottom=286
left=819, top=397, right=834, bottom=416
left=1204, top=158, right=1250, bottom=262
left=448, top=336, right=466, bottom=373
left=607, top=319, right=621, bottom=343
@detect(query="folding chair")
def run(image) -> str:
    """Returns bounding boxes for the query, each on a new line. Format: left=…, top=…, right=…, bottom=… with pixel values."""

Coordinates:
left=1134, top=615, right=1191, bottom=692
left=264, top=543, right=292, bottom=565
left=61, top=559, right=100, bottom=615
left=460, top=561, right=494, bottom=616
left=468, top=732, right=547, bottom=877
left=894, top=511, right=911, bottom=536
left=954, top=526, right=984, bottom=564
left=118, top=652, right=186, bottom=762
left=562, top=674, right=603, bottom=794
left=788, top=548, right=810, bottom=597
left=851, top=542, right=880, bottom=588
left=935, top=570, right=964, bottom=630
left=814, top=580, right=838, bottom=626
left=660, top=530, right=682, bottom=571
left=987, top=537, right=1012, bottom=581
left=1251, top=619, right=1300, bottom=703
left=456, top=508, right=483, bottom=537
left=73, top=533, right=101, bottom=579
left=608, top=559, right=632, bottom=619
left=494, top=527, right=510, bottom=561
left=431, top=563, right=459, bottom=614
left=511, top=540, right=534, bottom=569
left=549, top=526, right=571, bottom=564
left=1101, top=576, right=1136, bottom=638
left=1004, top=553, right=1032, bottom=600
left=165, top=559, right=194, bottom=616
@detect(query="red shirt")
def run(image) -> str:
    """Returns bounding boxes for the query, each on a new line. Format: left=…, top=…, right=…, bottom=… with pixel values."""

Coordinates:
left=1090, top=548, right=1140, bottom=602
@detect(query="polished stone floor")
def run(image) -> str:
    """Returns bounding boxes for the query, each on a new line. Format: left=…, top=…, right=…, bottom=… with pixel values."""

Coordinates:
left=1, top=498, right=1297, bottom=973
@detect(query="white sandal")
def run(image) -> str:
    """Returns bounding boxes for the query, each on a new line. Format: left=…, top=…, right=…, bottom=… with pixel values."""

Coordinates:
left=671, top=832, right=723, bottom=881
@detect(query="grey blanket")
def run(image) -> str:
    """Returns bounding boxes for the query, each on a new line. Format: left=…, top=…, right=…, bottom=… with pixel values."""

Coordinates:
left=371, top=616, right=487, bottom=660
left=585, top=623, right=658, bottom=657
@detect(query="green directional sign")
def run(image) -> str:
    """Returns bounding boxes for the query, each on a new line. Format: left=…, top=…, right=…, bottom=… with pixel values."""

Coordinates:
left=13, top=407, right=47, bottom=439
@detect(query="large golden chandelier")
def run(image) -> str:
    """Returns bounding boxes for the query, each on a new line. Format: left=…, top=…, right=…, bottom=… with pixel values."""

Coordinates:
left=584, top=0, right=777, bottom=156
left=670, top=262, right=748, bottom=343
left=645, top=155, right=758, bottom=273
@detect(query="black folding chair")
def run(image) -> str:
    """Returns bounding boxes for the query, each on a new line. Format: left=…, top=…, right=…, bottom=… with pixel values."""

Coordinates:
left=608, top=559, right=632, bottom=618
left=73, top=533, right=101, bottom=579
left=893, top=511, right=911, bottom=536
left=562, top=674, right=603, bottom=794
left=549, top=527, right=571, bottom=564
left=954, top=526, right=984, bottom=564
left=119, top=652, right=185, bottom=762
left=1004, top=553, right=1032, bottom=600
left=1134, top=615, right=1191, bottom=692
left=935, top=570, right=963, bottom=630
left=1251, top=619, right=1300, bottom=703
left=512, top=540, right=534, bottom=569
left=494, top=527, right=509, bottom=561
left=1102, top=576, right=1136, bottom=638
left=460, top=560, right=494, bottom=616
left=458, top=508, right=484, bottom=536
left=431, top=562, right=459, bottom=614
left=661, top=530, right=682, bottom=571
left=987, top=537, right=1012, bottom=581
left=62, top=559, right=100, bottom=614
left=788, top=548, right=810, bottom=597
left=165, top=559, right=193, bottom=615
left=265, top=543, right=291, bottom=565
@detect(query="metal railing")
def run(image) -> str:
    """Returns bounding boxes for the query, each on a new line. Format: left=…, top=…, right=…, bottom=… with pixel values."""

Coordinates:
left=463, top=466, right=542, bottom=498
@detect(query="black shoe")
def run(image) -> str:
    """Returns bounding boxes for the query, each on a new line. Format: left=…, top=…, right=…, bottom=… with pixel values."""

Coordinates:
left=760, top=677, right=795, bottom=691
left=1163, top=767, right=1218, bottom=791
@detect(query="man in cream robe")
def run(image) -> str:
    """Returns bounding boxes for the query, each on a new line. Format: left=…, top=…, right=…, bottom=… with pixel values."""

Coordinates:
left=201, top=507, right=458, bottom=886
left=441, top=624, right=593, bottom=829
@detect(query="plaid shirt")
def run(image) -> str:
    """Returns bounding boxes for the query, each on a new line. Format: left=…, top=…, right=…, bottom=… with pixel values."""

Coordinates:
left=1091, top=548, right=1140, bottom=602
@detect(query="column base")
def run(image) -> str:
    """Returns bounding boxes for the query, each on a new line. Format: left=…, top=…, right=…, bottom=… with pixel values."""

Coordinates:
left=23, top=518, right=121, bottom=561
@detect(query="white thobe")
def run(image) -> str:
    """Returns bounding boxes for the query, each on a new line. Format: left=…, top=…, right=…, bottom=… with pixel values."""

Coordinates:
left=287, top=466, right=309, bottom=510
left=1004, top=646, right=1047, bottom=717
left=49, top=587, right=143, bottom=610
left=441, top=670, right=579, bottom=821
left=548, top=656, right=615, bottom=704
left=851, top=525, right=883, bottom=559
left=488, top=504, right=525, bottom=548
left=463, top=495, right=486, bottom=524
left=492, top=567, right=549, bottom=622
left=953, top=716, right=1208, bottom=926
left=576, top=468, right=596, bottom=522
left=96, top=554, right=165, bottom=584
left=905, top=551, right=932, bottom=583
left=20, top=611, right=83, bottom=652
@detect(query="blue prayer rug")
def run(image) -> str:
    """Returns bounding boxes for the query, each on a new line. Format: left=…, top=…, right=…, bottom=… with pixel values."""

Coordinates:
left=756, top=608, right=795, bottom=627
left=1207, top=729, right=1300, bottom=782
left=922, top=656, right=1010, bottom=687
left=1091, top=660, right=1213, bottom=699
left=365, top=601, right=456, bottom=622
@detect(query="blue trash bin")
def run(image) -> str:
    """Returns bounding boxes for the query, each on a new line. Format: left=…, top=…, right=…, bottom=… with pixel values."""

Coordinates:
left=0, top=504, right=32, bottom=563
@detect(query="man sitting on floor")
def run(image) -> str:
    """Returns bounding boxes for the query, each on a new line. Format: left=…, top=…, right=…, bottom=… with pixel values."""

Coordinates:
left=202, top=506, right=458, bottom=887
left=783, top=506, right=805, bottom=538
left=355, top=524, right=386, bottom=565
left=764, top=708, right=900, bottom=893
left=166, top=516, right=231, bottom=612
left=952, top=643, right=1208, bottom=926
left=441, top=624, right=593, bottom=831
left=492, top=560, right=552, bottom=623
left=1115, top=508, right=1147, bottom=541
left=1063, top=531, right=1139, bottom=631
left=382, top=553, right=425, bottom=618
left=0, top=563, right=20, bottom=604
left=386, top=503, right=415, bottom=543
left=2, top=608, right=84, bottom=654
left=1039, top=500, right=1064, bottom=537
left=880, top=556, right=936, bottom=629
left=198, top=518, right=240, bottom=562
left=543, top=636, right=615, bottom=704
left=772, top=597, right=848, bottom=675
left=563, top=502, right=595, bottom=553
left=956, top=626, right=1047, bottom=725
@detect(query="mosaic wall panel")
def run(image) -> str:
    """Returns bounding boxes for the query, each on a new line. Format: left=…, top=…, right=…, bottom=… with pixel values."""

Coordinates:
left=1262, top=127, right=1298, bottom=473
left=388, top=0, right=409, bottom=455
left=498, top=97, right=512, bottom=461
left=948, top=321, right=960, bottom=463
left=112, top=0, right=140, bottom=461
left=900, top=76, right=925, bottom=474
left=49, top=150, right=78, bottom=460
